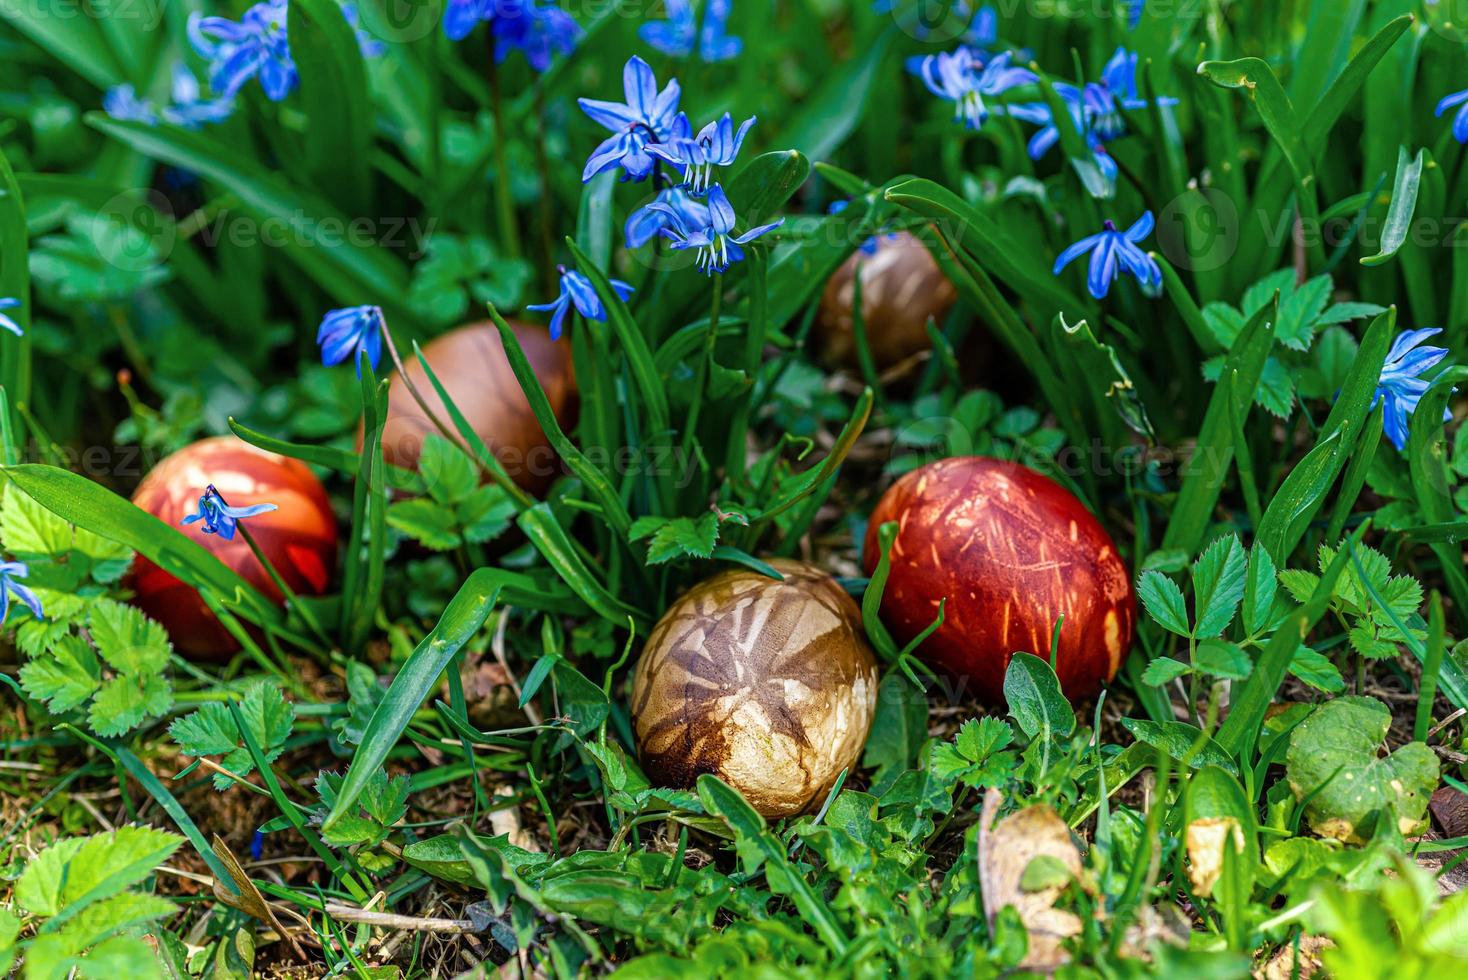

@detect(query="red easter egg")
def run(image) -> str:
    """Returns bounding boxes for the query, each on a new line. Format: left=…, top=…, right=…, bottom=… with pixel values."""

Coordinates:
left=863, top=456, right=1135, bottom=703
left=130, top=437, right=338, bottom=658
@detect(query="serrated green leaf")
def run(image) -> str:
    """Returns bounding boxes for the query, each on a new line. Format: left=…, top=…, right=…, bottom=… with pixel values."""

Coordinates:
left=16, top=827, right=181, bottom=920
left=386, top=498, right=461, bottom=551
left=1194, top=639, right=1251, bottom=680
left=88, top=672, right=171, bottom=737
left=1138, top=570, right=1190, bottom=636
left=1140, top=657, right=1192, bottom=685
left=1242, top=546, right=1278, bottom=637
left=628, top=513, right=719, bottom=565
left=1192, top=535, right=1248, bottom=638
left=87, top=600, right=171, bottom=675
left=18, top=634, right=99, bottom=713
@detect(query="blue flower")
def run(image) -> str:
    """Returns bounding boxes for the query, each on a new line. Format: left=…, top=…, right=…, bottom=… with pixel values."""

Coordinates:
left=103, top=84, right=158, bottom=125
left=1053, top=212, right=1162, bottom=300
left=182, top=487, right=279, bottom=542
left=918, top=49, right=1036, bottom=130
left=493, top=1, right=581, bottom=71
left=105, top=65, right=235, bottom=129
left=1374, top=328, right=1453, bottom=450
left=827, top=200, right=899, bottom=255
left=640, top=0, right=742, bottom=63
left=1438, top=88, right=1468, bottom=144
left=580, top=56, right=686, bottom=182
left=648, top=113, right=755, bottom=195
left=527, top=267, right=635, bottom=339
left=161, top=64, right=236, bottom=128
left=1014, top=47, right=1174, bottom=168
left=443, top=0, right=490, bottom=40
left=342, top=3, right=387, bottom=57
left=1125, top=0, right=1144, bottom=28
left=0, top=561, right=43, bottom=625
left=189, top=0, right=298, bottom=102
left=317, top=305, right=385, bottom=374
left=626, top=186, right=709, bottom=249
left=0, top=298, right=24, bottom=338
left=648, top=184, right=782, bottom=274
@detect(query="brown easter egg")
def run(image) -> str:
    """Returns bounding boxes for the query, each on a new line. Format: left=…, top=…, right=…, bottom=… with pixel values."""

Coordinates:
left=131, top=437, right=338, bottom=658
left=631, top=560, right=879, bottom=818
left=863, top=457, right=1135, bottom=704
left=378, top=320, right=576, bottom=493
left=815, top=231, right=958, bottom=370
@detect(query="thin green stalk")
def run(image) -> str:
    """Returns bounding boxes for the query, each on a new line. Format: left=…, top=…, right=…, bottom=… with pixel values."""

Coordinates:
left=488, top=49, right=523, bottom=261
left=679, top=272, right=723, bottom=475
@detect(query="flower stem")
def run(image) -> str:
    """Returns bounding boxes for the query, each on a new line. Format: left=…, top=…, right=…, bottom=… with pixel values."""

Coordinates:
left=376, top=320, right=535, bottom=511
left=207, top=485, right=335, bottom=655
left=487, top=44, right=523, bottom=261
left=533, top=84, right=557, bottom=293
left=679, top=273, right=723, bottom=470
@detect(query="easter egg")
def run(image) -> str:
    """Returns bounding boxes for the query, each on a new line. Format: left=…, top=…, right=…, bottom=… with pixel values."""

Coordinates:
left=815, top=231, right=958, bottom=370
left=131, top=437, right=338, bottom=658
left=864, top=456, right=1135, bottom=703
left=378, top=320, right=576, bottom=493
left=631, top=560, right=879, bottom=817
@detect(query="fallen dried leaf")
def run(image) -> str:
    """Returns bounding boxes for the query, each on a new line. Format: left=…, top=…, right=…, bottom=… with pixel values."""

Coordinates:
left=978, top=789, right=1083, bottom=971
left=1186, top=816, right=1244, bottom=897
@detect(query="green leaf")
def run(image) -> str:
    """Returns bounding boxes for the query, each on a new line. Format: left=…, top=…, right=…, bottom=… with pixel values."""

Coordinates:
left=628, top=514, right=719, bottom=565
left=19, top=635, right=100, bottom=714
left=1003, top=653, right=1075, bottom=740
left=418, top=435, right=479, bottom=505
left=1140, top=657, right=1191, bottom=686
left=1138, top=571, right=1190, bottom=637
left=1163, top=302, right=1275, bottom=556
left=87, top=116, right=409, bottom=314
left=1255, top=310, right=1393, bottom=564
left=1242, top=545, right=1279, bottom=637
left=89, top=672, right=171, bottom=737
left=289, top=0, right=372, bottom=212
left=1194, top=639, right=1251, bottom=680
left=1286, top=696, right=1438, bottom=843
left=1192, top=534, right=1248, bottom=638
left=1288, top=646, right=1345, bottom=693
left=1, top=465, right=281, bottom=630
left=1, top=484, right=131, bottom=580
left=87, top=600, right=171, bottom=675
left=386, top=498, right=461, bottom=551
left=1121, top=719, right=1239, bottom=775
left=324, top=569, right=504, bottom=832
left=169, top=683, right=295, bottom=790
left=1361, top=147, right=1425, bottom=267
left=16, top=827, right=181, bottom=920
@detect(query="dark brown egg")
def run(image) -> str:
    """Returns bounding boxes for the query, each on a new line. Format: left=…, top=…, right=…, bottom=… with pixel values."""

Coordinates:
left=815, top=231, right=958, bottom=370
left=377, top=320, right=576, bottom=493
left=131, top=437, right=338, bottom=659
left=864, top=457, right=1135, bottom=704
left=631, top=560, right=879, bottom=817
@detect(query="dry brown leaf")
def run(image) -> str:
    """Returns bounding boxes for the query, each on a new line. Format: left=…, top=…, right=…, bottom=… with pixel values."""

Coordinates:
left=1255, top=935, right=1332, bottom=980
left=211, top=834, right=308, bottom=961
left=1185, top=816, right=1244, bottom=897
left=977, top=789, right=1084, bottom=972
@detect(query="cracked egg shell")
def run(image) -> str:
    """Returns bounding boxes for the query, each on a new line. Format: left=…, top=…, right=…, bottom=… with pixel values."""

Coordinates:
left=631, top=560, right=879, bottom=818
left=130, top=436, right=338, bottom=659
left=376, top=320, right=576, bottom=494
left=863, top=456, right=1135, bottom=704
left=815, top=231, right=958, bottom=370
